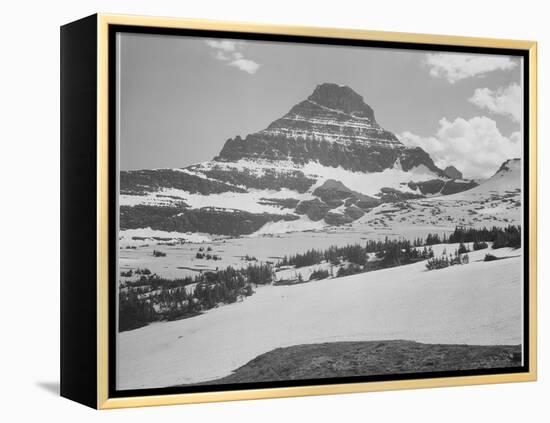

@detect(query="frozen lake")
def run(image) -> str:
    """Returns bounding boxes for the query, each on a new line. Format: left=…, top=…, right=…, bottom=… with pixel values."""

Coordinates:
left=119, top=223, right=454, bottom=280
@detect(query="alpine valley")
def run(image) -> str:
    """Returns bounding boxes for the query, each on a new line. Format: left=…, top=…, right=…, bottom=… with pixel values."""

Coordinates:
left=117, top=83, right=523, bottom=390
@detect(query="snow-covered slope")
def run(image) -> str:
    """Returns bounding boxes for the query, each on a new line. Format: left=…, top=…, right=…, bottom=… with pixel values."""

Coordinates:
left=450, top=158, right=521, bottom=199
left=351, top=158, right=522, bottom=233
left=118, top=244, right=522, bottom=389
left=120, top=158, right=440, bottom=207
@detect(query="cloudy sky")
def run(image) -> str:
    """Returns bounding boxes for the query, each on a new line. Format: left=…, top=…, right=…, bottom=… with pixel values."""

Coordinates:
left=118, top=33, right=523, bottom=179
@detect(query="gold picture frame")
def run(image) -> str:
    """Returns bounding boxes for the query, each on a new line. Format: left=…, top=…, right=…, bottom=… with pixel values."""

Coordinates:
left=60, top=13, right=537, bottom=409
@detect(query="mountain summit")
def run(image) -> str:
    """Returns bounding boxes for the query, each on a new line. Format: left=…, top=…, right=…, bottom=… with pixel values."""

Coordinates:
left=308, top=83, right=376, bottom=120
left=217, top=83, right=443, bottom=174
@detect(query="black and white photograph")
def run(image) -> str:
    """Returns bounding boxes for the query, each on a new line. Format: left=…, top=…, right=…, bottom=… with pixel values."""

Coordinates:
left=115, top=32, right=526, bottom=391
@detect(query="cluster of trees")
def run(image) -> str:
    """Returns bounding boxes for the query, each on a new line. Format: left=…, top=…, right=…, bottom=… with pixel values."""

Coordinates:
left=119, top=262, right=274, bottom=332
left=473, top=240, right=489, bottom=251
left=195, top=246, right=221, bottom=260
left=276, top=237, right=439, bottom=281
left=336, top=263, right=363, bottom=277
left=278, top=237, right=435, bottom=270
left=119, top=290, right=156, bottom=332
left=241, top=263, right=275, bottom=285
left=152, top=250, right=166, bottom=257
left=309, top=269, right=330, bottom=280
left=376, top=242, right=434, bottom=268
left=193, top=266, right=260, bottom=308
left=448, top=226, right=521, bottom=249
left=195, top=252, right=221, bottom=260
left=278, top=248, right=324, bottom=268
left=458, top=242, right=470, bottom=255
left=423, top=233, right=447, bottom=246
left=120, top=273, right=194, bottom=291
left=426, top=247, right=470, bottom=271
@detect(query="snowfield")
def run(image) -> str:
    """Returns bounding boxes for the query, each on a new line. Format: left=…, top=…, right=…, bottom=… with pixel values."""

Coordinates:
left=119, top=158, right=442, bottom=212
left=449, top=158, right=521, bottom=200
left=118, top=245, right=522, bottom=390
left=117, top=157, right=523, bottom=389
left=353, top=159, right=522, bottom=232
left=120, top=186, right=314, bottom=214
left=301, top=160, right=438, bottom=196
left=251, top=216, right=326, bottom=235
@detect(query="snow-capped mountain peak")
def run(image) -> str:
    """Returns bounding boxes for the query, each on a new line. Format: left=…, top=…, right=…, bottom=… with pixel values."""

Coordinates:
left=118, top=83, right=505, bottom=237
left=215, top=83, right=444, bottom=174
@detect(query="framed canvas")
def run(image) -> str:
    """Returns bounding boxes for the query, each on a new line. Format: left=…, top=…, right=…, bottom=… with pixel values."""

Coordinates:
left=60, top=14, right=537, bottom=409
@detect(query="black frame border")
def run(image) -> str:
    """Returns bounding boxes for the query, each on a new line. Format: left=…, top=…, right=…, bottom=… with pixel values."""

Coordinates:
left=107, top=24, right=531, bottom=399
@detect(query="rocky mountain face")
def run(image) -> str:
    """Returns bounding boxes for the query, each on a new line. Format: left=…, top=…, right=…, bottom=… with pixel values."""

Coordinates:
left=120, top=83, right=487, bottom=237
left=443, top=165, right=463, bottom=180
left=217, top=83, right=444, bottom=175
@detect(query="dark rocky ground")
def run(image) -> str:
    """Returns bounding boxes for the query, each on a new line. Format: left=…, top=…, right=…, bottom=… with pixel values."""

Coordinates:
left=194, top=340, right=521, bottom=385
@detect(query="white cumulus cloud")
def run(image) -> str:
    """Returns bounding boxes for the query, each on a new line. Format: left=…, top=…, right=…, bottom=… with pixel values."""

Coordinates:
left=205, top=40, right=238, bottom=52
left=469, top=83, right=522, bottom=122
left=205, top=39, right=260, bottom=75
left=399, top=116, right=521, bottom=179
left=425, top=53, right=517, bottom=84
left=229, top=59, right=260, bottom=75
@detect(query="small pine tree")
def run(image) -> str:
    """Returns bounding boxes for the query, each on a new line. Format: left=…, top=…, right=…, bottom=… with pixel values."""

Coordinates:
left=458, top=242, right=469, bottom=255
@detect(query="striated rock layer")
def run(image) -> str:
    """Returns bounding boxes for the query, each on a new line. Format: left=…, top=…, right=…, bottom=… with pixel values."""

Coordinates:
left=217, top=83, right=444, bottom=175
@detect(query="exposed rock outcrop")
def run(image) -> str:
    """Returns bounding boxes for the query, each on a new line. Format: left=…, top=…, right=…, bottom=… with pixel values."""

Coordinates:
left=443, top=165, right=463, bottom=180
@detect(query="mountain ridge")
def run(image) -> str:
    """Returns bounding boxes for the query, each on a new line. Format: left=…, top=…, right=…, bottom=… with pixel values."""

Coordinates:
left=116, top=83, right=522, bottom=237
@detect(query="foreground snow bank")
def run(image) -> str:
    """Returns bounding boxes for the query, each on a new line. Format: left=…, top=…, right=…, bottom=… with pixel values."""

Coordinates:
left=118, top=246, right=522, bottom=389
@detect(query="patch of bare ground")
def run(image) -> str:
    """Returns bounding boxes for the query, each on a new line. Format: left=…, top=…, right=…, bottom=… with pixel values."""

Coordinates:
left=196, top=340, right=521, bottom=384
